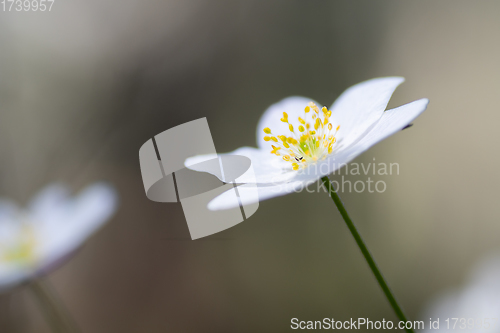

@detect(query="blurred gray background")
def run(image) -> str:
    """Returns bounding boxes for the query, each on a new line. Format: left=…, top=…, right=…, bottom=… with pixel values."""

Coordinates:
left=1, top=0, right=499, bottom=332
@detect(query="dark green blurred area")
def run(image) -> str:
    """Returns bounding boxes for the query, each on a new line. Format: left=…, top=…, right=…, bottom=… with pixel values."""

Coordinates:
left=1, top=0, right=500, bottom=332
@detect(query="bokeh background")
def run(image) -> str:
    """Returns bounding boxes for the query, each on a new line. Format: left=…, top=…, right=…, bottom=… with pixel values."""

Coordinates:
left=1, top=0, right=500, bottom=332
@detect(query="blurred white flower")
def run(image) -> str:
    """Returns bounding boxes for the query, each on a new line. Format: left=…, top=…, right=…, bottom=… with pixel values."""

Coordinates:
left=186, top=77, right=428, bottom=210
left=421, top=254, right=500, bottom=332
left=0, top=183, right=117, bottom=291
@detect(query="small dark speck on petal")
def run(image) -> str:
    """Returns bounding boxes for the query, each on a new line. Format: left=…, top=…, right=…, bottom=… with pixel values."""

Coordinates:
left=402, top=124, right=413, bottom=130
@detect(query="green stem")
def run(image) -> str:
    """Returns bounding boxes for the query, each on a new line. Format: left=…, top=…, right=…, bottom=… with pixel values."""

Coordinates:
left=28, top=279, right=81, bottom=333
left=320, top=176, right=414, bottom=333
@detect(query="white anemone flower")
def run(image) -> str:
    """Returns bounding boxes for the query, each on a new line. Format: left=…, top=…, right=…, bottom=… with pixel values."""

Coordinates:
left=421, top=254, right=500, bottom=332
left=0, top=183, right=118, bottom=291
left=186, top=77, right=428, bottom=210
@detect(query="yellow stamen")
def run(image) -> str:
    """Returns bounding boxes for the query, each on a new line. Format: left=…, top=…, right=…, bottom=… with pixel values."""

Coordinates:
left=263, top=101, right=340, bottom=171
left=314, top=118, right=321, bottom=130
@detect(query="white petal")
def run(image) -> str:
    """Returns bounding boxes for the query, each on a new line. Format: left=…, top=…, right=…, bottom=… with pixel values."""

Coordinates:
left=0, top=264, right=33, bottom=292
left=184, top=153, right=218, bottom=170
left=208, top=181, right=307, bottom=210
left=28, top=183, right=71, bottom=223
left=334, top=98, right=429, bottom=161
left=293, top=98, right=428, bottom=182
left=330, top=77, right=405, bottom=149
left=256, top=96, right=319, bottom=149
left=65, top=182, right=118, bottom=236
left=185, top=146, right=297, bottom=184
left=38, top=183, right=118, bottom=266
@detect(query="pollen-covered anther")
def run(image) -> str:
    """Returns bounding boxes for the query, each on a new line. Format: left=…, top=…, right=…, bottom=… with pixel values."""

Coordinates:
left=308, top=102, right=319, bottom=114
left=314, top=118, right=321, bottom=130
left=280, top=112, right=289, bottom=122
left=270, top=144, right=281, bottom=155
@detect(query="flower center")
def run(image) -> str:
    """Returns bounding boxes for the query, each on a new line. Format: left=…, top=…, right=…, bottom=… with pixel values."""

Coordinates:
left=0, top=225, right=38, bottom=265
left=263, top=102, right=340, bottom=170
